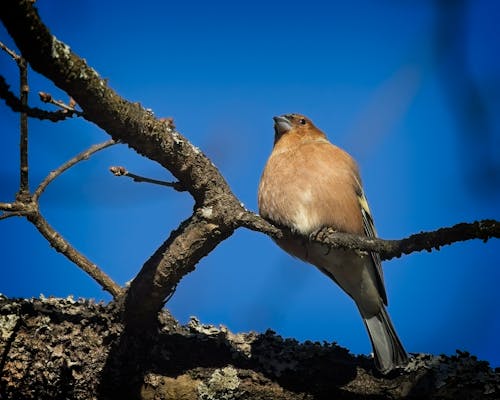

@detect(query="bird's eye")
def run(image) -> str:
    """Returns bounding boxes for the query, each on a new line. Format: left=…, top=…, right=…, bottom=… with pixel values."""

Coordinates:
left=299, top=118, right=307, bottom=125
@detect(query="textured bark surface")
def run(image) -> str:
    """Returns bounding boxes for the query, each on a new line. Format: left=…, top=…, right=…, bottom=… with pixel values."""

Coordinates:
left=1, top=296, right=498, bottom=400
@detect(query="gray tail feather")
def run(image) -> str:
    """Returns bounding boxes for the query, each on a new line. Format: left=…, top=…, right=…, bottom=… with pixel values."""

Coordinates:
left=363, top=306, right=409, bottom=373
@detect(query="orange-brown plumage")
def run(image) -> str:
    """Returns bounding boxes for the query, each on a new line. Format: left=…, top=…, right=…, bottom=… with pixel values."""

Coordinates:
left=259, top=115, right=364, bottom=236
left=258, top=113, right=408, bottom=373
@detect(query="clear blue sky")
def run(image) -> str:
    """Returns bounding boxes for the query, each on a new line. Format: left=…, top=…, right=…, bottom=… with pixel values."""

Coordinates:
left=1, top=0, right=499, bottom=367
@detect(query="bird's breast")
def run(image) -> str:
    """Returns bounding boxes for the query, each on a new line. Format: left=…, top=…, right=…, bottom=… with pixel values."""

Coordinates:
left=258, top=142, right=364, bottom=236
left=258, top=164, right=322, bottom=235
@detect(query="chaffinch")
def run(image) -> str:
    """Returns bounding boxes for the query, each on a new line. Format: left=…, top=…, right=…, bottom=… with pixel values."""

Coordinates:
left=258, top=113, right=408, bottom=373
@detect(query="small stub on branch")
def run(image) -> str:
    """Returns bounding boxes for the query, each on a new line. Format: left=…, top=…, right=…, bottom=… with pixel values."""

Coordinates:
left=159, top=117, right=175, bottom=129
left=109, top=166, right=127, bottom=176
left=109, top=165, right=185, bottom=191
left=39, top=91, right=52, bottom=103
left=38, top=91, right=82, bottom=115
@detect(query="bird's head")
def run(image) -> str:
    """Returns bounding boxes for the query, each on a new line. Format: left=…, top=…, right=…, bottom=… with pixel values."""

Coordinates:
left=272, top=114, right=325, bottom=145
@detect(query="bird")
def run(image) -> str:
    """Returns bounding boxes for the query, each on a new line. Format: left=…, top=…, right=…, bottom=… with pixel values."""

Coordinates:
left=258, top=113, right=408, bottom=373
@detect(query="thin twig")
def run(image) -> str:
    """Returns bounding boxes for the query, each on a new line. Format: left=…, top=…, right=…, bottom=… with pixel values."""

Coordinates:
left=0, top=204, right=28, bottom=219
left=239, top=211, right=500, bottom=261
left=33, top=139, right=116, bottom=201
left=109, top=166, right=185, bottom=191
left=26, top=209, right=123, bottom=298
left=0, top=76, right=77, bottom=121
left=0, top=212, right=22, bottom=220
left=0, top=40, right=21, bottom=63
left=1, top=41, right=30, bottom=199
left=39, top=91, right=84, bottom=116
left=0, top=138, right=122, bottom=298
left=17, top=57, right=29, bottom=200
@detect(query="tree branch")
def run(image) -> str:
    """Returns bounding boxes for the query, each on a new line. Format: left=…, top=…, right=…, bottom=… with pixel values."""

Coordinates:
left=0, top=200, right=122, bottom=297
left=1, top=297, right=499, bottom=399
left=0, top=210, right=25, bottom=220
left=109, top=166, right=185, bottom=191
left=0, top=39, right=21, bottom=61
left=0, top=75, right=74, bottom=121
left=0, top=201, right=31, bottom=219
left=314, top=220, right=499, bottom=259
left=33, top=139, right=116, bottom=201
left=0, top=201, right=27, bottom=212
left=0, top=135, right=121, bottom=298
left=123, top=212, right=234, bottom=328
left=18, top=57, right=29, bottom=199
left=38, top=90, right=84, bottom=116
left=26, top=208, right=123, bottom=298
left=241, top=212, right=500, bottom=260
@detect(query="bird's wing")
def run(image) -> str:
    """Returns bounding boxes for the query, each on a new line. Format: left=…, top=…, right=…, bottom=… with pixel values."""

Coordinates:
left=355, top=179, right=388, bottom=305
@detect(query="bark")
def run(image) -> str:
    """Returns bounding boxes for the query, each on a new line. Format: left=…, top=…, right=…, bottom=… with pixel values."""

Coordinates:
left=1, top=296, right=498, bottom=400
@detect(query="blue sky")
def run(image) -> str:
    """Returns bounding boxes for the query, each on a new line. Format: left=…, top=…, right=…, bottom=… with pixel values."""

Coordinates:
left=1, top=0, right=499, bottom=367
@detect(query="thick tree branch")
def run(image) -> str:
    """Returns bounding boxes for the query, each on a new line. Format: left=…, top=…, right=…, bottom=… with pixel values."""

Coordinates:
left=123, top=212, right=234, bottom=328
left=1, top=296, right=499, bottom=400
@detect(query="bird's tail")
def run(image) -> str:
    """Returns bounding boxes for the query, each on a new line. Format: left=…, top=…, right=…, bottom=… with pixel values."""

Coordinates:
left=362, top=306, right=409, bottom=374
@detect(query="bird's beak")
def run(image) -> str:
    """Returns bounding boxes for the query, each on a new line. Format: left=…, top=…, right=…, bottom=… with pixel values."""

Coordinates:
left=273, top=115, right=292, bottom=135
